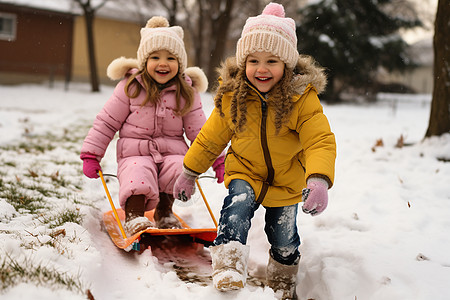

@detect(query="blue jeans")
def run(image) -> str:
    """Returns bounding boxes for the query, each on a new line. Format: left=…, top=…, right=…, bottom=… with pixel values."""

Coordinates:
left=214, top=179, right=301, bottom=265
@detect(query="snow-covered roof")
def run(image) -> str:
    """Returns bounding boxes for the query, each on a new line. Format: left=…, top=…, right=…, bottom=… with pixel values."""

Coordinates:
left=409, top=37, right=433, bottom=66
left=0, top=0, right=78, bottom=14
left=0, top=0, right=164, bottom=23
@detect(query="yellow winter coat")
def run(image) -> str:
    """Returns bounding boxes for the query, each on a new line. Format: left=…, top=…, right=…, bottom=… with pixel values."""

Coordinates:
left=184, top=56, right=336, bottom=207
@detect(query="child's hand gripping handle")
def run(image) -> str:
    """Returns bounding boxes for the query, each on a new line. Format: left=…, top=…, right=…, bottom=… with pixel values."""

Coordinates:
left=80, top=153, right=102, bottom=179
left=173, top=167, right=198, bottom=202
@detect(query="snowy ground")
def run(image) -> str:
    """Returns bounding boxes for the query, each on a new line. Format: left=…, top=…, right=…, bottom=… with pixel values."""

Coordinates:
left=0, top=82, right=449, bottom=300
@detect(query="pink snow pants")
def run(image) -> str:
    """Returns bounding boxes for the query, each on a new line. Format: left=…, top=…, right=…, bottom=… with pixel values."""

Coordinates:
left=117, top=154, right=183, bottom=211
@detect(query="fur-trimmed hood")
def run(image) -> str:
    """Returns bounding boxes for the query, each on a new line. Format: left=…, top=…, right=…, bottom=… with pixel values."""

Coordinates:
left=216, top=54, right=327, bottom=95
left=106, top=56, right=208, bottom=93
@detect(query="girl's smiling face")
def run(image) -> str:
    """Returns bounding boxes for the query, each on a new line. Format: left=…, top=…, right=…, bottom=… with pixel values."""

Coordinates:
left=146, top=50, right=179, bottom=84
left=245, top=52, right=285, bottom=93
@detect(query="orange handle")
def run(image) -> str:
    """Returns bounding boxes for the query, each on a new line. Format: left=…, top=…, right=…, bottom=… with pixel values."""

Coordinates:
left=99, top=170, right=127, bottom=239
left=196, top=179, right=218, bottom=228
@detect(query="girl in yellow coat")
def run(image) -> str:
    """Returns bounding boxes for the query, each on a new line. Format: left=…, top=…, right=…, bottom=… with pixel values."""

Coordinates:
left=173, top=3, right=336, bottom=298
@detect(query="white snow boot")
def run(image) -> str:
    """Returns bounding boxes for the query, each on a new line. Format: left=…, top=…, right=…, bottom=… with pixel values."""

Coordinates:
left=123, top=216, right=154, bottom=237
left=124, top=195, right=154, bottom=236
left=267, top=254, right=300, bottom=300
left=154, top=192, right=182, bottom=229
left=210, top=241, right=250, bottom=291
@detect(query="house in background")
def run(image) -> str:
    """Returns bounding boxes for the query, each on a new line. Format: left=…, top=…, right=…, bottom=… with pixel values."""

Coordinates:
left=71, top=13, right=141, bottom=85
left=0, top=3, right=74, bottom=85
left=403, top=38, right=434, bottom=94
left=377, top=38, right=434, bottom=94
left=0, top=0, right=148, bottom=86
left=0, top=0, right=434, bottom=94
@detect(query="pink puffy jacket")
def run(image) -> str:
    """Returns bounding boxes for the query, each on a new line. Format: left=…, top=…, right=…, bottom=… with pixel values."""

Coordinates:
left=81, top=59, right=208, bottom=211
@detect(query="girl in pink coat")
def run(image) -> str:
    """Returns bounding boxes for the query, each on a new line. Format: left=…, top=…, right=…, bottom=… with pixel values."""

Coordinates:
left=80, top=16, right=224, bottom=236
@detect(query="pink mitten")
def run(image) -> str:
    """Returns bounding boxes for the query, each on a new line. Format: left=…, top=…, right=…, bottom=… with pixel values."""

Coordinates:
left=81, top=153, right=101, bottom=179
left=302, top=177, right=329, bottom=216
left=212, top=156, right=225, bottom=184
left=173, top=167, right=198, bottom=202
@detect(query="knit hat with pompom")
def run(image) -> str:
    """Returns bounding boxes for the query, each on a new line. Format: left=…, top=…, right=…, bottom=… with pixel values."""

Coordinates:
left=236, top=2, right=298, bottom=69
left=137, top=16, right=187, bottom=72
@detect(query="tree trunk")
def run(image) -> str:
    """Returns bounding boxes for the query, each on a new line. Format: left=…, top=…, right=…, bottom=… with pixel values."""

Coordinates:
left=84, top=9, right=100, bottom=92
left=425, top=0, right=450, bottom=137
left=207, top=0, right=235, bottom=89
left=195, top=0, right=204, bottom=67
left=157, top=0, right=177, bottom=25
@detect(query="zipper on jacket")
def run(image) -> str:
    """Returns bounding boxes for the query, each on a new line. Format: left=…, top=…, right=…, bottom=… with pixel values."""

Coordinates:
left=256, top=94, right=275, bottom=204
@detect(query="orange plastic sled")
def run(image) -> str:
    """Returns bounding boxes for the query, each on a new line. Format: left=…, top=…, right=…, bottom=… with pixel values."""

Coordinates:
left=103, top=208, right=217, bottom=251
left=99, top=170, right=217, bottom=251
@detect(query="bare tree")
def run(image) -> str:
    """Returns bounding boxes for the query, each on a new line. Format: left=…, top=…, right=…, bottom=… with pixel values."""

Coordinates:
left=73, top=0, right=109, bottom=92
left=152, top=0, right=240, bottom=88
left=123, top=0, right=275, bottom=89
left=182, top=0, right=263, bottom=89
left=156, top=0, right=178, bottom=25
left=425, top=0, right=450, bottom=137
left=206, top=0, right=235, bottom=82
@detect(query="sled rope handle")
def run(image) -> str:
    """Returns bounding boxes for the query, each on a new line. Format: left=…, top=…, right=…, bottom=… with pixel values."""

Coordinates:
left=195, top=179, right=218, bottom=228
left=99, top=170, right=127, bottom=239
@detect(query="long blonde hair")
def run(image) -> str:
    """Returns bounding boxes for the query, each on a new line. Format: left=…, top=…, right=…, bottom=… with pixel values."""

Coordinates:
left=214, top=61, right=295, bottom=134
left=124, top=68, right=194, bottom=116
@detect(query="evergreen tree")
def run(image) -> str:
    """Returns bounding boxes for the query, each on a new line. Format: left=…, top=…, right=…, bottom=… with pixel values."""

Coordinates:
left=296, top=0, right=422, bottom=101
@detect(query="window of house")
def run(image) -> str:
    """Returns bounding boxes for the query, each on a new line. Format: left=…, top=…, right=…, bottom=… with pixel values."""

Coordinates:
left=0, top=12, right=17, bottom=41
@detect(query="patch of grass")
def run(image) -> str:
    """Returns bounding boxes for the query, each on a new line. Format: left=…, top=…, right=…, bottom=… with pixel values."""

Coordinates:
left=48, top=171, right=70, bottom=189
left=0, top=140, right=55, bottom=153
left=50, top=159, right=80, bottom=166
left=29, top=184, right=55, bottom=197
left=0, top=122, right=96, bottom=295
left=0, top=184, right=47, bottom=213
left=0, top=253, right=85, bottom=293
left=44, top=208, right=84, bottom=229
left=70, top=194, right=97, bottom=209
left=19, top=141, right=55, bottom=153
left=72, top=183, right=83, bottom=190
left=16, top=181, right=63, bottom=199
left=16, top=170, right=80, bottom=197
left=43, top=130, right=86, bottom=144
left=4, top=161, right=16, bottom=167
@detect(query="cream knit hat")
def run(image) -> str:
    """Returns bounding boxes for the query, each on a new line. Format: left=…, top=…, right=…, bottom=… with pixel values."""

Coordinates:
left=137, top=16, right=187, bottom=72
left=236, top=2, right=298, bottom=69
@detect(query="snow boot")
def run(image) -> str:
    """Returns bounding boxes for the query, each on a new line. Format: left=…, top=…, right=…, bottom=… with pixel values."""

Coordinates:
left=267, top=253, right=300, bottom=300
left=124, top=194, right=154, bottom=236
left=154, top=192, right=182, bottom=229
left=210, top=241, right=250, bottom=291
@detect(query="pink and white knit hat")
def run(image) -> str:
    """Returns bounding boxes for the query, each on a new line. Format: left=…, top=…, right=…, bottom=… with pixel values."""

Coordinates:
left=137, top=16, right=187, bottom=72
left=236, top=2, right=298, bottom=69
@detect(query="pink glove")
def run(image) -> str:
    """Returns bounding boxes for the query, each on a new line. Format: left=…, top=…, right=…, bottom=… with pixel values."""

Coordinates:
left=81, top=153, right=101, bottom=179
left=212, top=156, right=225, bottom=184
left=173, top=167, right=198, bottom=202
left=302, top=177, right=329, bottom=216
